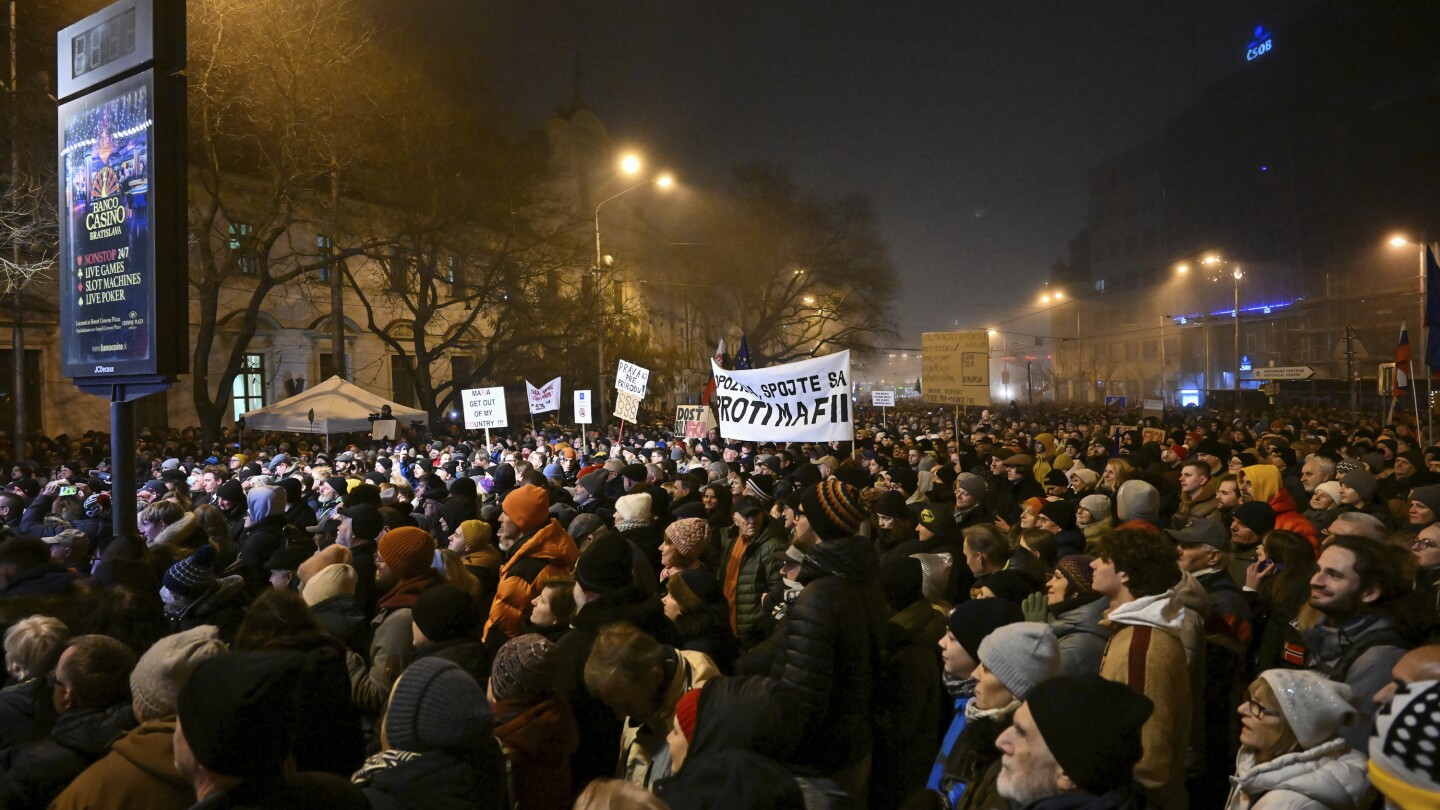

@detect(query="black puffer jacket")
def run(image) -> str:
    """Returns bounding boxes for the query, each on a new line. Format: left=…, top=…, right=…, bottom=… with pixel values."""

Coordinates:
left=0, top=702, right=137, bottom=809
left=741, top=534, right=887, bottom=775
left=0, top=678, right=54, bottom=750
left=355, top=744, right=506, bottom=810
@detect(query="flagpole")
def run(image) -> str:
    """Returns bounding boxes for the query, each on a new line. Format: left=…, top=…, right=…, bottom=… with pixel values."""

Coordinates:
left=1425, top=242, right=1434, bottom=444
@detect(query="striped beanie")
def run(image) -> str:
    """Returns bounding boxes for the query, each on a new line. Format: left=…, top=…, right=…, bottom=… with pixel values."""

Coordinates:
left=799, top=479, right=866, bottom=540
left=164, top=545, right=218, bottom=599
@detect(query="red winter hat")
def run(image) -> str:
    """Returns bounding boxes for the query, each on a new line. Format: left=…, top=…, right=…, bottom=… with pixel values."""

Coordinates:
left=1168, top=443, right=1188, bottom=461
left=503, top=485, right=550, bottom=534
left=674, top=687, right=703, bottom=742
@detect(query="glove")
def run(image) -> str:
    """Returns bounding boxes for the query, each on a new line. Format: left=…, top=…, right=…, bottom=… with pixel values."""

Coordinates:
left=1021, top=591, right=1049, bottom=624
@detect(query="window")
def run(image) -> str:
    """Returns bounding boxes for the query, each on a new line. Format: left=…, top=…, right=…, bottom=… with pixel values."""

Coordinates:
left=320, top=352, right=345, bottom=381
left=388, top=248, right=417, bottom=294
left=315, top=234, right=333, bottom=283
left=232, top=353, right=265, bottom=422
left=228, top=222, right=259, bottom=275
left=1094, top=279, right=1106, bottom=293
left=390, top=356, right=417, bottom=408
left=446, top=256, right=462, bottom=287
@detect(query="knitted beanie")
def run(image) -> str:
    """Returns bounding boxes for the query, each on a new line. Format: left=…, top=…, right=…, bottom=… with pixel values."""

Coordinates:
left=1314, top=480, right=1344, bottom=505
left=543, top=462, right=564, bottom=479
left=978, top=569, right=1040, bottom=604
left=977, top=621, right=1060, bottom=700
left=378, top=526, right=436, bottom=580
left=164, top=545, right=218, bottom=600
left=666, top=568, right=722, bottom=614
left=502, top=485, right=550, bottom=533
left=1079, top=494, right=1111, bottom=521
left=1369, top=678, right=1440, bottom=808
left=130, top=625, right=227, bottom=720
left=297, top=544, right=351, bottom=588
left=946, top=598, right=1024, bottom=662
left=1259, top=669, right=1359, bottom=749
left=621, top=463, right=648, bottom=483
left=574, top=532, right=634, bottom=594
left=745, top=475, right=776, bottom=505
left=177, top=651, right=305, bottom=779
left=490, top=633, right=557, bottom=704
left=1039, top=500, right=1077, bottom=531
left=458, top=519, right=492, bottom=553
left=1342, top=469, right=1379, bottom=502
left=615, top=493, right=653, bottom=525
left=385, top=657, right=491, bottom=752
left=674, top=687, right=703, bottom=742
left=577, top=470, right=608, bottom=498
left=874, top=490, right=909, bottom=519
left=1409, top=484, right=1440, bottom=518
left=567, top=513, right=606, bottom=544
left=1027, top=674, right=1154, bottom=795
left=664, top=518, right=712, bottom=559
left=1056, top=554, right=1097, bottom=599
left=412, top=584, right=475, bottom=644
left=1066, top=467, right=1099, bottom=488
left=216, top=479, right=244, bottom=505
left=1232, top=501, right=1277, bottom=537
left=324, top=476, right=349, bottom=497
left=1116, top=480, right=1160, bottom=522
left=799, top=479, right=866, bottom=540
left=957, top=472, right=988, bottom=501
left=301, top=563, right=357, bottom=606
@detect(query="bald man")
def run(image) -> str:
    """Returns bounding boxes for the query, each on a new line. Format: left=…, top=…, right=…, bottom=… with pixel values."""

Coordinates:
left=1374, top=644, right=1440, bottom=707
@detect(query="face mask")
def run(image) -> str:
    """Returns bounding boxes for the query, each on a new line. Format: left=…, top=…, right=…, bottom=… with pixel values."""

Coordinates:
left=159, top=586, right=180, bottom=608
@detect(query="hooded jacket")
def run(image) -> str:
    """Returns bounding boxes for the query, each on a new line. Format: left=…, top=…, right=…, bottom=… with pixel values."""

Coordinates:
left=484, top=518, right=578, bottom=643
left=492, top=695, right=580, bottom=810
left=1100, top=591, right=1192, bottom=810
left=1050, top=596, right=1109, bottom=677
left=716, top=517, right=787, bottom=648
left=1224, top=738, right=1372, bottom=810
left=0, top=678, right=53, bottom=751
left=49, top=717, right=192, bottom=810
left=0, top=702, right=138, bottom=810
left=619, top=647, right=720, bottom=789
left=741, top=534, right=888, bottom=775
left=1242, top=466, right=1319, bottom=552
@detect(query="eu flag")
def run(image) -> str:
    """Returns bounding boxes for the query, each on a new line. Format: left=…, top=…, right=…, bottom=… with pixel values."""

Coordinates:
left=1426, top=245, right=1440, bottom=374
left=735, top=335, right=752, bottom=370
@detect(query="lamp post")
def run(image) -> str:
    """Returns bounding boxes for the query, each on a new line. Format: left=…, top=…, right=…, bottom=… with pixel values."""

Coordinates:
left=593, top=163, right=673, bottom=429
left=1180, top=256, right=1242, bottom=406
left=1389, top=234, right=1430, bottom=439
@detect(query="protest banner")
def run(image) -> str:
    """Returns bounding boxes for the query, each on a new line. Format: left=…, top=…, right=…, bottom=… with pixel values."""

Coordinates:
left=526, top=377, right=561, bottom=414
left=871, top=390, right=895, bottom=407
left=614, top=390, right=642, bottom=422
left=574, top=390, right=593, bottom=424
left=1141, top=427, right=1167, bottom=445
left=710, top=350, right=853, bottom=442
left=674, top=404, right=710, bottom=434
left=615, top=359, right=649, bottom=397
left=922, top=331, right=990, bottom=406
left=461, top=387, right=507, bottom=445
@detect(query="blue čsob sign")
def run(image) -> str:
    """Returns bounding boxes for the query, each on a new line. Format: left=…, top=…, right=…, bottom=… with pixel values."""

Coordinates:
left=1240, top=355, right=1253, bottom=372
left=1246, top=26, right=1273, bottom=61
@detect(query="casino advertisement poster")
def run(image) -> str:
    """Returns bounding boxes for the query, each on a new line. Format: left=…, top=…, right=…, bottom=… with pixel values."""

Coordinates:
left=58, top=69, right=155, bottom=378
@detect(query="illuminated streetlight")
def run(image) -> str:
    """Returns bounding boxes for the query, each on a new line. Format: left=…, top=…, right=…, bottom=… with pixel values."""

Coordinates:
left=802, top=295, right=816, bottom=305
left=1389, top=234, right=1412, bottom=248
left=620, top=154, right=642, bottom=175
left=656, top=174, right=674, bottom=189
left=1040, top=294, right=1051, bottom=304
left=1202, top=254, right=1222, bottom=266
left=1175, top=263, right=1189, bottom=274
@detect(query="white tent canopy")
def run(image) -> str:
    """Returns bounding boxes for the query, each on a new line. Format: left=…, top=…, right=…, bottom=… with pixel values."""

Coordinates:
left=240, top=375, right=427, bottom=434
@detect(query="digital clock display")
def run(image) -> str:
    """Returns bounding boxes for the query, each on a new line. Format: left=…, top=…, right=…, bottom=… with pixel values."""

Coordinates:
left=69, top=6, right=137, bottom=80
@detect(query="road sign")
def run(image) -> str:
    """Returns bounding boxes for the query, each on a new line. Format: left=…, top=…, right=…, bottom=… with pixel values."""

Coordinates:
left=1262, top=382, right=1280, bottom=396
left=574, top=390, right=592, bottom=424
left=615, top=359, right=649, bottom=397
left=1250, top=366, right=1315, bottom=380
left=871, top=390, right=895, bottom=407
left=460, top=387, right=507, bottom=429
left=1104, top=396, right=1127, bottom=408
left=614, top=390, right=642, bottom=422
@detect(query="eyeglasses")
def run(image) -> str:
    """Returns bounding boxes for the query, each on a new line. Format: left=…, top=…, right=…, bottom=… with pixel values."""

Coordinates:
left=1412, top=538, right=1438, bottom=551
left=1243, top=699, right=1280, bottom=720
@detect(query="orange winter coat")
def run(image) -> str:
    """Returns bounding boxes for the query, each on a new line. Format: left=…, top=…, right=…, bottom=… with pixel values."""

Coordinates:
left=1243, top=465, right=1319, bottom=553
left=484, top=519, right=578, bottom=643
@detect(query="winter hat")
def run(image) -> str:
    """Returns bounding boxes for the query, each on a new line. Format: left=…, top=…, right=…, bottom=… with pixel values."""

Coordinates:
left=977, top=569, right=1040, bottom=604
left=177, top=651, right=306, bottom=779
left=1194, top=438, right=1227, bottom=459
left=1363, top=452, right=1388, bottom=475
left=621, top=463, right=648, bottom=483
left=490, top=634, right=558, bottom=704
left=1342, top=468, right=1379, bottom=502
left=615, top=492, right=653, bottom=524
left=1168, top=443, right=1189, bottom=461
left=1116, top=480, right=1160, bottom=522
left=1165, top=519, right=1231, bottom=552
left=1369, top=678, right=1440, bottom=809
left=1056, top=555, right=1097, bottom=599
left=412, top=584, right=475, bottom=644
left=216, top=479, right=244, bottom=504
left=1258, top=669, right=1359, bottom=749
left=874, top=490, right=909, bottom=519
left=956, top=472, right=988, bottom=501
left=542, top=462, right=564, bottom=479
left=502, top=485, right=550, bottom=533
left=301, top=564, right=356, bottom=606
left=164, top=545, right=218, bottom=600
left=946, top=598, right=1024, bottom=663
left=879, top=556, right=924, bottom=611
left=385, top=657, right=492, bottom=752
left=664, top=518, right=712, bottom=559
left=1232, top=501, right=1276, bottom=537
left=1043, top=470, right=1069, bottom=488
left=1314, top=480, right=1344, bottom=505
left=567, top=513, right=606, bottom=544
left=574, top=531, right=634, bottom=594
left=1066, top=467, right=1099, bottom=489
left=577, top=469, right=608, bottom=499
left=1027, top=674, right=1154, bottom=795
left=342, top=503, right=384, bottom=541
left=264, top=543, right=312, bottom=573
left=674, top=687, right=703, bottom=743
left=130, top=625, right=227, bottom=721
left=798, top=479, right=866, bottom=540
left=456, top=519, right=492, bottom=554
left=977, top=621, right=1059, bottom=700
left=667, top=568, right=723, bottom=614
left=1079, top=494, right=1111, bottom=521
left=1409, top=485, right=1440, bottom=518
left=378, top=526, right=436, bottom=580
left=1039, top=500, right=1077, bottom=531
left=917, top=503, right=956, bottom=535
left=323, top=476, right=349, bottom=497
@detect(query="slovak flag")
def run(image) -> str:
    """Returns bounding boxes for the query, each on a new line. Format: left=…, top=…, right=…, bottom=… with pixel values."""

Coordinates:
left=701, top=339, right=726, bottom=406
left=1395, top=322, right=1412, bottom=396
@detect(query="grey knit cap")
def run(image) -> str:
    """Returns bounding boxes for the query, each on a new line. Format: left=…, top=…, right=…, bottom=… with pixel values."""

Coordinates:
left=130, top=625, right=227, bottom=721
left=385, top=657, right=491, bottom=752
left=977, top=621, right=1060, bottom=700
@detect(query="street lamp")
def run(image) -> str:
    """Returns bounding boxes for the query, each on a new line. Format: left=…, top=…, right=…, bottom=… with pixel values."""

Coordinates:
left=1388, top=233, right=1430, bottom=436
left=593, top=162, right=675, bottom=428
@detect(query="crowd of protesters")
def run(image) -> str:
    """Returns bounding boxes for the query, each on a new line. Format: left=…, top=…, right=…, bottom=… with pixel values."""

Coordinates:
left=0, top=401, right=1436, bottom=809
